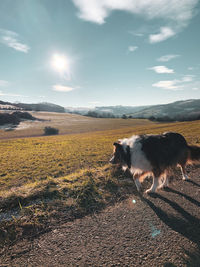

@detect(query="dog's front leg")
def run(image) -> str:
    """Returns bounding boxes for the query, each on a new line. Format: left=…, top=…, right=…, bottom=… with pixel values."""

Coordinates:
left=134, top=177, right=141, bottom=192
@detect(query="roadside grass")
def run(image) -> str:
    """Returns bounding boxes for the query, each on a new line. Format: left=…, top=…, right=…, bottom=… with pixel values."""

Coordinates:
left=0, top=119, right=200, bottom=247
left=0, top=165, right=136, bottom=247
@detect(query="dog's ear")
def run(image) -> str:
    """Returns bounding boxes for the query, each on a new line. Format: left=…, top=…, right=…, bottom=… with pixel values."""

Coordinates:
left=113, top=142, right=121, bottom=147
left=113, top=139, right=122, bottom=146
left=113, top=142, right=119, bottom=146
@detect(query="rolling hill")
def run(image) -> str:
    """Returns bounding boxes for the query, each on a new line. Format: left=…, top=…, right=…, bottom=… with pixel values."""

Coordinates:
left=0, top=100, right=65, bottom=113
left=1, top=98, right=200, bottom=121
left=130, top=99, right=200, bottom=120
left=66, top=99, right=200, bottom=121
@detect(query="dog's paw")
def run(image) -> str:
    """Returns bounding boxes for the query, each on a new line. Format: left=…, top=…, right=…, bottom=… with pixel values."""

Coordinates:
left=145, top=189, right=155, bottom=194
left=158, top=185, right=168, bottom=190
left=182, top=175, right=189, bottom=181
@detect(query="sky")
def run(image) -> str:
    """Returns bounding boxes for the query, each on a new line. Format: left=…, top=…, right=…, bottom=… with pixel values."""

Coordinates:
left=0, top=0, right=200, bottom=108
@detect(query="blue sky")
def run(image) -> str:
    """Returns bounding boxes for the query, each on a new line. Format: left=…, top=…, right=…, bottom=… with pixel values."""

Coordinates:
left=0, top=0, right=200, bottom=107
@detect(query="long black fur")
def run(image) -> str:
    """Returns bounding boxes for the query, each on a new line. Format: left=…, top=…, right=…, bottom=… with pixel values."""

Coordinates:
left=188, top=145, right=200, bottom=161
left=141, top=132, right=189, bottom=173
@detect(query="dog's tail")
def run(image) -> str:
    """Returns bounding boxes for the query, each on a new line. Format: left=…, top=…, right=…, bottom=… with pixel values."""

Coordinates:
left=187, top=145, right=200, bottom=163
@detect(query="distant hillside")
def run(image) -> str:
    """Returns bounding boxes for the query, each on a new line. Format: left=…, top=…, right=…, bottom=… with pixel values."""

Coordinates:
left=1, top=99, right=200, bottom=120
left=17, top=102, right=65, bottom=113
left=65, top=107, right=91, bottom=115
left=66, top=99, right=200, bottom=121
left=0, top=100, right=65, bottom=113
left=94, top=105, right=150, bottom=116
left=65, top=105, right=150, bottom=117
left=130, top=99, right=200, bottom=121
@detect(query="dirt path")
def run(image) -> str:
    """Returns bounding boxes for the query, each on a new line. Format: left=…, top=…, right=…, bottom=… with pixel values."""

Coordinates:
left=1, top=167, right=200, bottom=266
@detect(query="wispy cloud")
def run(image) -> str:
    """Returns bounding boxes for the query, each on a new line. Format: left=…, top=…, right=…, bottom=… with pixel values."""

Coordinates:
left=182, top=75, right=194, bottom=82
left=152, top=80, right=183, bottom=90
left=149, top=27, right=175, bottom=43
left=52, top=84, right=75, bottom=92
left=149, top=66, right=174, bottom=74
left=152, top=75, right=195, bottom=90
left=128, top=31, right=144, bottom=37
left=128, top=46, right=138, bottom=52
left=72, top=0, right=198, bottom=43
left=0, top=80, right=9, bottom=87
left=157, top=54, right=180, bottom=62
left=0, top=91, right=28, bottom=97
left=0, top=29, right=30, bottom=53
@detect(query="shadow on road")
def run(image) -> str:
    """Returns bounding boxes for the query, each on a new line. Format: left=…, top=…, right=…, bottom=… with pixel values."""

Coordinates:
left=164, top=187, right=200, bottom=207
left=141, top=188, right=200, bottom=265
left=142, top=193, right=200, bottom=245
left=185, top=179, right=200, bottom=188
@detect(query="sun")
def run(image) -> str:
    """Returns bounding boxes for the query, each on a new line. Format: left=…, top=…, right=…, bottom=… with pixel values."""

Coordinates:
left=51, top=54, right=70, bottom=74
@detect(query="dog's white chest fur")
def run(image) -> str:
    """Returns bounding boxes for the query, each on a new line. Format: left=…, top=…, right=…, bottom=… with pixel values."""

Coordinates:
left=128, top=136, right=152, bottom=174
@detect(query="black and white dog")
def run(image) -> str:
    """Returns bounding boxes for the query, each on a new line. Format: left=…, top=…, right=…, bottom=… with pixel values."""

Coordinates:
left=110, top=132, right=200, bottom=193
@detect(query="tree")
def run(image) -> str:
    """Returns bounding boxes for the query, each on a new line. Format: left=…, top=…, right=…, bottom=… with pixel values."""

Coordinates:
left=122, top=114, right=127, bottom=119
left=44, top=126, right=59, bottom=135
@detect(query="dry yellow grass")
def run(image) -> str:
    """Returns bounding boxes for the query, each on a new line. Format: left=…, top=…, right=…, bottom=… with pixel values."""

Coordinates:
left=0, top=118, right=200, bottom=195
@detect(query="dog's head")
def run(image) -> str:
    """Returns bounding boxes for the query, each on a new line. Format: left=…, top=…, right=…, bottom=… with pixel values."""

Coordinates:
left=110, top=141, right=130, bottom=168
left=109, top=142, right=123, bottom=165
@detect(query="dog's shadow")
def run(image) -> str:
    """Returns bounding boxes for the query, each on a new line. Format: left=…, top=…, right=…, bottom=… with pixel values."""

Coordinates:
left=140, top=191, right=200, bottom=246
left=164, top=187, right=200, bottom=207
left=185, top=179, right=200, bottom=188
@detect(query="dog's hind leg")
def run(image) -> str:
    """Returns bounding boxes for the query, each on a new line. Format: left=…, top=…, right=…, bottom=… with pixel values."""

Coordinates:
left=145, top=169, right=161, bottom=194
left=145, top=176, right=159, bottom=194
left=178, top=150, right=189, bottom=180
left=180, top=165, right=189, bottom=180
left=158, top=172, right=169, bottom=189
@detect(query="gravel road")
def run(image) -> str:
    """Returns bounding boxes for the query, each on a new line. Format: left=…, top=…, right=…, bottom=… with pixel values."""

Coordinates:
left=1, top=166, right=200, bottom=267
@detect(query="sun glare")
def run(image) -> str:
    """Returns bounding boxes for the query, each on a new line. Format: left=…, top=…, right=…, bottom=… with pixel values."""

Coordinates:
left=51, top=54, right=70, bottom=74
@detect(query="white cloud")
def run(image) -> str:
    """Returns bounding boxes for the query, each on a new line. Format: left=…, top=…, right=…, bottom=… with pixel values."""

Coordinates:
left=152, top=80, right=183, bottom=90
left=72, top=0, right=198, bottom=25
left=72, top=0, right=198, bottom=43
left=157, top=54, right=180, bottom=62
left=0, top=80, right=9, bottom=87
left=128, top=46, right=138, bottom=52
left=149, top=66, right=174, bottom=74
left=182, top=75, right=194, bottom=82
left=0, top=29, right=30, bottom=53
left=52, top=84, right=75, bottom=92
left=149, top=27, right=175, bottom=43
left=152, top=75, right=195, bottom=90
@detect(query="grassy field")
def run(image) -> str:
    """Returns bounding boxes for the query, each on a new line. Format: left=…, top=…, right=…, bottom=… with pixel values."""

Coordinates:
left=0, top=111, right=153, bottom=139
left=0, top=115, right=200, bottom=246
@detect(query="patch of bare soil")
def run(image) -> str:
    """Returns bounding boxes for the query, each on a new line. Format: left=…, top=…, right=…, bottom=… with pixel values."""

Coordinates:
left=1, top=166, right=200, bottom=266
